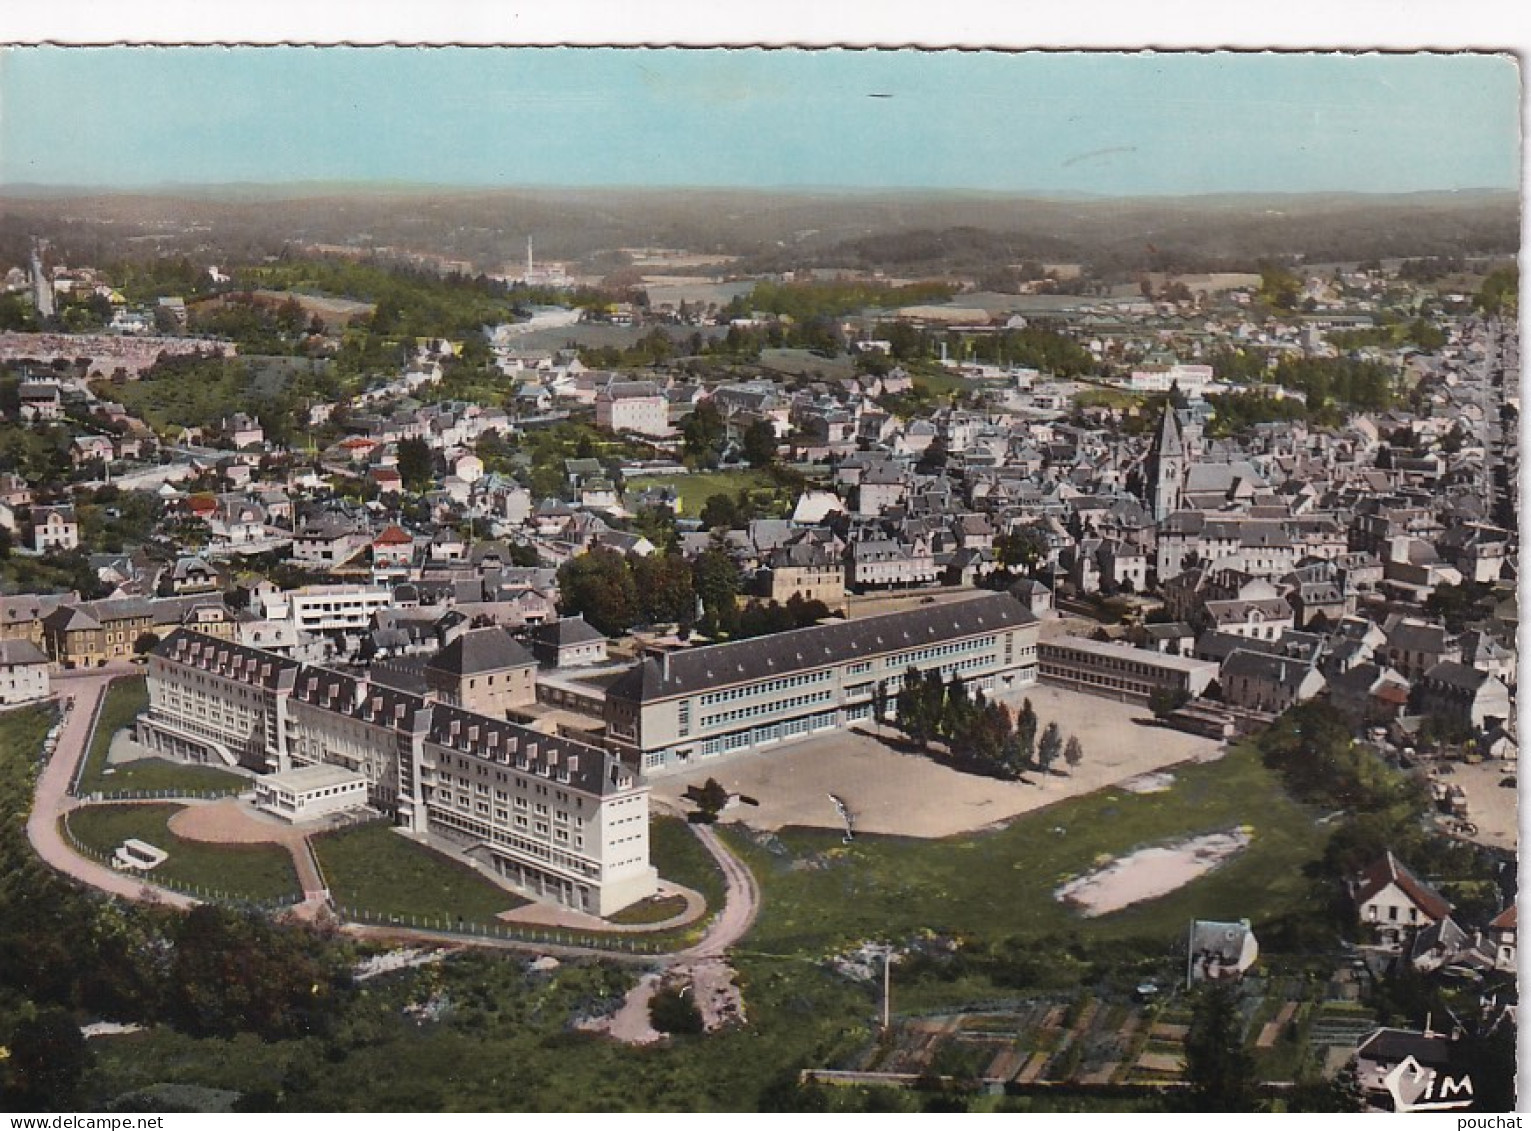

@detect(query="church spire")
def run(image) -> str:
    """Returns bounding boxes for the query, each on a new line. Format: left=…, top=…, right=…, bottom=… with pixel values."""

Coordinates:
left=1155, top=400, right=1184, bottom=458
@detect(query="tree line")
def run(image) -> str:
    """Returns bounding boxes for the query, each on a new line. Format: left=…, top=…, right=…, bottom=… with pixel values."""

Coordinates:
left=882, top=676, right=1081, bottom=780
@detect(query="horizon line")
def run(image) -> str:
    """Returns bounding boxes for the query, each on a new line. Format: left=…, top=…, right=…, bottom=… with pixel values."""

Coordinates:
left=0, top=181, right=1519, bottom=200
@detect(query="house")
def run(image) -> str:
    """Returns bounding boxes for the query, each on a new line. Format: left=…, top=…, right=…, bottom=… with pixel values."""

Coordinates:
left=595, top=380, right=670, bottom=437
left=763, top=538, right=847, bottom=612
left=1486, top=904, right=1516, bottom=973
left=31, top=505, right=79, bottom=554
left=225, top=413, right=265, bottom=449
left=159, top=556, right=223, bottom=597
left=1410, top=661, right=1513, bottom=735
left=1350, top=851, right=1452, bottom=946
left=371, top=525, right=416, bottom=573
left=1354, top=1027, right=1469, bottom=1111
left=1219, top=649, right=1326, bottom=714
left=71, top=434, right=115, bottom=467
left=531, top=614, right=609, bottom=669
left=1186, top=919, right=1260, bottom=984
left=423, top=626, right=539, bottom=716
left=17, top=381, right=64, bottom=422
left=293, top=516, right=370, bottom=568
left=0, top=639, right=50, bottom=705
left=1383, top=618, right=1456, bottom=681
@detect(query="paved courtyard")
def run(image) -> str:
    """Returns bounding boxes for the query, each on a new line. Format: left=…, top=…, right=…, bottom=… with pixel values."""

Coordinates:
left=650, top=685, right=1224, bottom=838
left=1439, top=758, right=1519, bottom=852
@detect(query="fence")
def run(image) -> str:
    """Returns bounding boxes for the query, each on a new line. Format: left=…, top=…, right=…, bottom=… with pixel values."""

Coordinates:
left=84, top=787, right=245, bottom=802
left=58, top=812, right=304, bottom=914
left=335, top=904, right=680, bottom=956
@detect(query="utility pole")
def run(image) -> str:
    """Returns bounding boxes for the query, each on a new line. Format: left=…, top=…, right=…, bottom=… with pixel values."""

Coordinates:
left=881, top=947, right=892, bottom=1032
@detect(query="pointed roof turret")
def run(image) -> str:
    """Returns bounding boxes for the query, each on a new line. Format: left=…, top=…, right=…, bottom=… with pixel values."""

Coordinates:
left=1155, top=403, right=1184, bottom=459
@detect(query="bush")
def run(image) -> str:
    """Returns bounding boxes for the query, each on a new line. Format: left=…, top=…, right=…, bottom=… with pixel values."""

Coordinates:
left=649, top=986, right=703, bottom=1035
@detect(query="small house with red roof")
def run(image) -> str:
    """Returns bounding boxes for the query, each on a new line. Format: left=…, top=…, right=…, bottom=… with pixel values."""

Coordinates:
left=371, top=525, right=416, bottom=570
left=1350, top=850, right=1452, bottom=946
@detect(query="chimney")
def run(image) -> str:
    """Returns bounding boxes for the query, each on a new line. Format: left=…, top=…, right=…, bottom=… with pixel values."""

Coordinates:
left=660, top=650, right=671, bottom=682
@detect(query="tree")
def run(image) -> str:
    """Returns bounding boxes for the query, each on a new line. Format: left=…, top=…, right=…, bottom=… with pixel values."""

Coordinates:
left=969, top=700, right=1014, bottom=768
left=1149, top=686, right=1192, bottom=719
left=681, top=401, right=727, bottom=469
left=940, top=675, right=974, bottom=744
left=742, top=418, right=778, bottom=468
left=133, top=631, right=160, bottom=655
left=896, top=666, right=934, bottom=749
left=648, top=985, right=704, bottom=1035
left=693, top=777, right=730, bottom=821
left=1014, top=698, right=1038, bottom=769
left=1063, top=734, right=1083, bottom=771
left=8, top=1007, right=93, bottom=1109
left=871, top=679, right=890, bottom=733
left=699, top=492, right=741, bottom=531
left=691, top=545, right=740, bottom=637
left=631, top=552, right=696, bottom=628
left=557, top=546, right=639, bottom=636
left=1037, top=722, right=1063, bottom=774
left=994, top=526, right=1047, bottom=575
left=1182, top=985, right=1259, bottom=1111
left=395, top=436, right=434, bottom=493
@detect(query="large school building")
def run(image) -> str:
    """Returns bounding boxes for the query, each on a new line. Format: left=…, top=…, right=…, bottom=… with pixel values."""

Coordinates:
left=138, top=629, right=657, bottom=916
left=604, top=591, right=1040, bottom=774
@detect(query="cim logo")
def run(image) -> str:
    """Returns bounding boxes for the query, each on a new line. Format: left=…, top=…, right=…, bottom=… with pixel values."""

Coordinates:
left=1383, top=1054, right=1475, bottom=1113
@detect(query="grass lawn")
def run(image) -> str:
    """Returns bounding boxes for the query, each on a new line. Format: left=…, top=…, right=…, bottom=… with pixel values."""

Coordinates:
left=649, top=815, right=726, bottom=910
left=625, top=468, right=781, bottom=517
left=720, top=741, right=1329, bottom=956
left=606, top=893, right=688, bottom=925
left=911, top=368, right=978, bottom=398
left=95, top=757, right=248, bottom=796
left=76, top=674, right=148, bottom=793
left=65, top=803, right=300, bottom=903
left=313, top=822, right=529, bottom=927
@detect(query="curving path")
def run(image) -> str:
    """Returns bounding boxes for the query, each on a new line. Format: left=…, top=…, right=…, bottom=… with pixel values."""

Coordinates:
left=675, top=820, right=760, bottom=960
left=26, top=663, right=196, bottom=909
left=28, top=669, right=766, bottom=991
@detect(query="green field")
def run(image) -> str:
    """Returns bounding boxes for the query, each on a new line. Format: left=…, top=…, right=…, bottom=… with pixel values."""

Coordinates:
left=96, top=757, right=249, bottom=796
left=722, top=741, right=1329, bottom=955
left=65, top=803, right=300, bottom=903
left=77, top=674, right=247, bottom=796
left=624, top=468, right=784, bottom=517
left=649, top=815, right=727, bottom=909
left=76, top=675, right=148, bottom=793
left=312, top=822, right=529, bottom=927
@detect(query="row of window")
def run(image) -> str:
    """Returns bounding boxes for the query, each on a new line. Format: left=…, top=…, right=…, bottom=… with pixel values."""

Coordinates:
left=700, top=668, right=833, bottom=706
left=702, top=689, right=834, bottom=729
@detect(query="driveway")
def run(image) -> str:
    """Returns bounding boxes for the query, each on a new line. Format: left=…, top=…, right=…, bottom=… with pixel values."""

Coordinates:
left=25, top=664, right=195, bottom=909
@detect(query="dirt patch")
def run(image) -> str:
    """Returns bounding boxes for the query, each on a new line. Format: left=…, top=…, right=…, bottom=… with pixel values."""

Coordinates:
left=1120, top=772, right=1175, bottom=794
left=1055, top=829, right=1252, bottom=917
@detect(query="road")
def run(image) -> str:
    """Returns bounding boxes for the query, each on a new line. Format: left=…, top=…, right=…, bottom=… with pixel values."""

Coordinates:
left=25, top=663, right=196, bottom=908
left=26, top=665, right=766, bottom=989
left=676, top=819, right=761, bottom=960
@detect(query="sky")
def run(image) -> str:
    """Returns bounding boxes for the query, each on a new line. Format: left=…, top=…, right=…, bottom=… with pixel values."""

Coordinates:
left=0, top=47, right=1520, bottom=195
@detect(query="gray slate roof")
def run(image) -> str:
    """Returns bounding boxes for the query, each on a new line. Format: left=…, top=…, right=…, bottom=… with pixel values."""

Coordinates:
left=425, top=627, right=537, bottom=677
left=607, top=592, right=1037, bottom=704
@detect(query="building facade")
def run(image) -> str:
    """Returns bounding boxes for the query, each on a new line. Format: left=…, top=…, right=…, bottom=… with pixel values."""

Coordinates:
left=605, top=592, right=1039, bottom=774
left=1037, top=636, right=1217, bottom=705
left=138, top=630, right=657, bottom=916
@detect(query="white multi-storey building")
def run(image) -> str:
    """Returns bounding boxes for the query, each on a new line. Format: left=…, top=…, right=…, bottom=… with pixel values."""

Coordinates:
left=595, top=380, right=670, bottom=437
left=605, top=592, right=1039, bottom=774
left=256, top=584, right=393, bottom=636
left=138, top=630, right=657, bottom=916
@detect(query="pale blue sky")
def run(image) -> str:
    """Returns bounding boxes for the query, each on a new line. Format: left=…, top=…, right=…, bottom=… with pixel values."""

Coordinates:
left=0, top=48, right=1520, bottom=194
